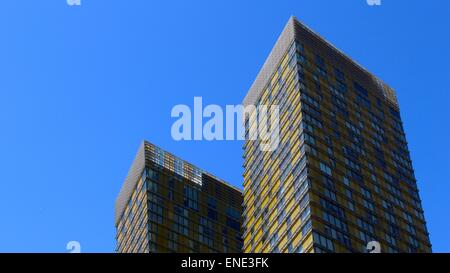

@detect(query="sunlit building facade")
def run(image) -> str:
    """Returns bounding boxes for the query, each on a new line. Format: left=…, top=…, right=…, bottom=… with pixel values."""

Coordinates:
left=115, top=141, right=243, bottom=253
left=242, top=17, right=431, bottom=253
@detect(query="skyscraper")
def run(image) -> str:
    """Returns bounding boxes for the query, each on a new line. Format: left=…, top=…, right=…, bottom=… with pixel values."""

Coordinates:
left=115, top=141, right=243, bottom=253
left=242, top=17, right=431, bottom=253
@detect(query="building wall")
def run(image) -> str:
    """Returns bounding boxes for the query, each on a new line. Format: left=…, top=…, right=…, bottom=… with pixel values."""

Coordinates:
left=243, top=17, right=431, bottom=253
left=116, top=142, right=243, bottom=253
left=243, top=40, right=314, bottom=253
left=116, top=173, right=149, bottom=252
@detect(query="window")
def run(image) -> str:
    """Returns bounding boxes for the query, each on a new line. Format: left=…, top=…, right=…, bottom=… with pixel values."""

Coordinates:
left=287, top=243, right=294, bottom=253
left=409, top=236, right=419, bottom=248
left=173, top=206, right=189, bottom=236
left=313, top=232, right=334, bottom=252
left=385, top=233, right=397, bottom=246
left=144, top=168, right=159, bottom=181
left=226, top=217, right=241, bottom=231
left=148, top=200, right=163, bottom=224
left=226, top=207, right=240, bottom=220
left=301, top=219, right=312, bottom=235
left=403, top=212, right=414, bottom=223
left=174, top=159, right=184, bottom=176
left=183, top=185, right=199, bottom=211
left=207, top=197, right=217, bottom=209
left=269, top=232, right=279, bottom=248
left=168, top=189, right=174, bottom=201
left=363, top=199, right=375, bottom=211
left=168, top=232, right=178, bottom=251
left=353, top=82, right=368, bottom=97
left=149, top=242, right=157, bottom=253
left=361, top=187, right=372, bottom=199
left=334, top=68, right=345, bottom=81
left=324, top=225, right=351, bottom=248
left=406, top=224, right=417, bottom=236
left=199, top=217, right=214, bottom=248
left=348, top=201, right=355, bottom=211
left=320, top=162, right=332, bottom=176
left=323, top=211, right=348, bottom=232
left=324, top=188, right=337, bottom=201
left=303, top=132, right=316, bottom=145
left=208, top=208, right=218, bottom=221
left=345, top=188, right=352, bottom=199
left=320, top=198, right=345, bottom=218
left=147, top=180, right=158, bottom=192
left=343, top=176, right=350, bottom=186
left=359, top=230, right=374, bottom=245
left=301, top=206, right=311, bottom=222
left=357, top=218, right=374, bottom=234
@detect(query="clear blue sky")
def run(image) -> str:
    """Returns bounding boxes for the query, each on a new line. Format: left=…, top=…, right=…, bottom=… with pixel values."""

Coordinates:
left=0, top=0, right=448, bottom=253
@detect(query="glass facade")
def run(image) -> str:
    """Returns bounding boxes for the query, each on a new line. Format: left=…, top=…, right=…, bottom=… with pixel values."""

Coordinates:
left=242, top=17, right=431, bottom=253
left=115, top=141, right=243, bottom=253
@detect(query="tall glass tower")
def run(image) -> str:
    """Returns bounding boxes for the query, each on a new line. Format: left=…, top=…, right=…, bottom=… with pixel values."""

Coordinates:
left=242, top=17, right=431, bottom=253
left=115, top=141, right=243, bottom=253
